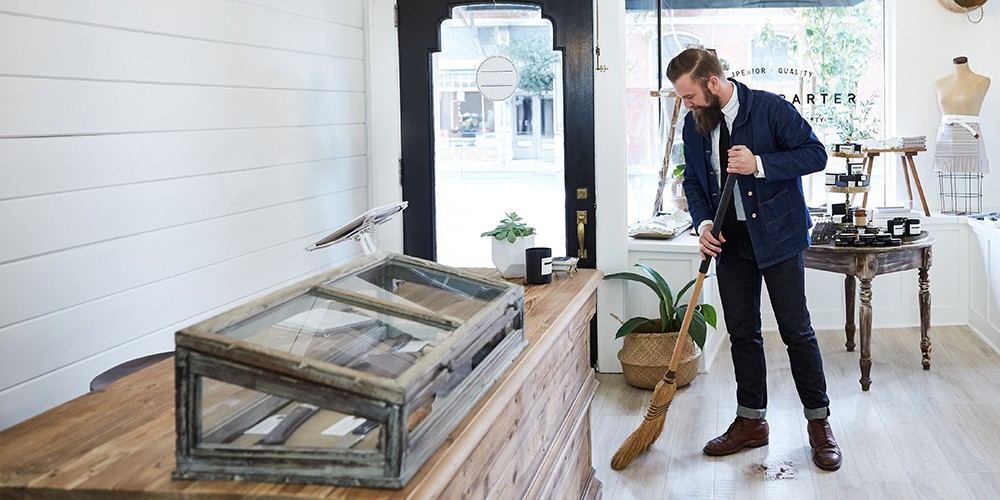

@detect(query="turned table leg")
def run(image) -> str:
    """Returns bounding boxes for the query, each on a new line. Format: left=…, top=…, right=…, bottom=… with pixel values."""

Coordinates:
left=859, top=277, right=873, bottom=391
left=845, top=275, right=856, bottom=351
left=919, top=264, right=932, bottom=370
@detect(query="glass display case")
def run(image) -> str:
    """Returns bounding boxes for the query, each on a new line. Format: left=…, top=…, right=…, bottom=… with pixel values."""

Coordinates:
left=173, top=252, right=525, bottom=488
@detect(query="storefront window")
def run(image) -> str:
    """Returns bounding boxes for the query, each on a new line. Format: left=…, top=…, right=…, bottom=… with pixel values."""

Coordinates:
left=624, top=0, right=886, bottom=223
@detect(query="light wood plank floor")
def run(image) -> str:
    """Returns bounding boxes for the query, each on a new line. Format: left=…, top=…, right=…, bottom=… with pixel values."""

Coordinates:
left=591, top=325, right=1000, bottom=500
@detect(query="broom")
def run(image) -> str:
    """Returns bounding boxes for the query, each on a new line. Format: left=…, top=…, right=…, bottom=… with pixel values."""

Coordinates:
left=610, top=171, right=738, bottom=471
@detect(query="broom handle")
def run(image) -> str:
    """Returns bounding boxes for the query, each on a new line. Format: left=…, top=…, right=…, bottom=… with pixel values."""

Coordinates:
left=666, top=274, right=706, bottom=372
left=701, top=171, right=738, bottom=274
left=665, top=172, right=739, bottom=376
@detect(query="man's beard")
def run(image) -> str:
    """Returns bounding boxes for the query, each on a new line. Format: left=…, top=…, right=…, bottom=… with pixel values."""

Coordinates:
left=692, top=88, right=723, bottom=136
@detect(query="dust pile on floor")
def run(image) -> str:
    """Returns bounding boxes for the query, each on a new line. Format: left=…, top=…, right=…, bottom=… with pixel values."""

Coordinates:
left=747, top=458, right=798, bottom=480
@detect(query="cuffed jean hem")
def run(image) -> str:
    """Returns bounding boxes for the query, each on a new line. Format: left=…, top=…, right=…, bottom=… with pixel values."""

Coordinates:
left=737, top=406, right=767, bottom=419
left=804, top=406, right=830, bottom=420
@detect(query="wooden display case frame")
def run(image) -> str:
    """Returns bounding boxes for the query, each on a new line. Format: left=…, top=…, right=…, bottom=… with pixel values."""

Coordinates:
left=173, top=252, right=525, bottom=488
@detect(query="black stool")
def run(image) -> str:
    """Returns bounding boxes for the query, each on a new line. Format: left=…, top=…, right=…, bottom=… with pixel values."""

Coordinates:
left=89, top=351, right=174, bottom=391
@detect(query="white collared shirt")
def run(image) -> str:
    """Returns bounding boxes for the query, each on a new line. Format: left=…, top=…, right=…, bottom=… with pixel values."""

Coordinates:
left=710, top=87, right=746, bottom=221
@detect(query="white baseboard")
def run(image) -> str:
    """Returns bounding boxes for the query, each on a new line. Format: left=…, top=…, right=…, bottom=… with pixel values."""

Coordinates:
left=969, top=312, right=1000, bottom=358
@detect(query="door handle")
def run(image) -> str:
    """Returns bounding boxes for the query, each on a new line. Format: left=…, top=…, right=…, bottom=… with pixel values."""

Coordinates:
left=576, top=210, right=588, bottom=259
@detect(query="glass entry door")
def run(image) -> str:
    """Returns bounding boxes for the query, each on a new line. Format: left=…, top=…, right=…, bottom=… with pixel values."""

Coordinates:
left=433, top=5, right=563, bottom=267
left=397, top=1, right=595, bottom=269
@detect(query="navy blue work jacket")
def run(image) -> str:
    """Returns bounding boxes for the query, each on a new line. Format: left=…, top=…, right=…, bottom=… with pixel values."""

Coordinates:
left=681, top=79, right=827, bottom=268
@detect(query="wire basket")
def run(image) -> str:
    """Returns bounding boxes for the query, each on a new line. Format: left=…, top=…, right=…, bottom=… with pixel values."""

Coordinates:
left=938, top=172, right=983, bottom=215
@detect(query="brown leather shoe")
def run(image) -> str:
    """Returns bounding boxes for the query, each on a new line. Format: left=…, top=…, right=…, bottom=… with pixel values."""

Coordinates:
left=703, top=417, right=769, bottom=456
left=807, top=418, right=842, bottom=471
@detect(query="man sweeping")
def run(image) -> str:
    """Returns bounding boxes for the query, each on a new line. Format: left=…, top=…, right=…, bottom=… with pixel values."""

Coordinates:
left=668, top=47, right=841, bottom=471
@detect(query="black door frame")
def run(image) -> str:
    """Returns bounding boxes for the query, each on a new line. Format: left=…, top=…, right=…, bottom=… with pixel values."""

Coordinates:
left=397, top=0, right=596, bottom=268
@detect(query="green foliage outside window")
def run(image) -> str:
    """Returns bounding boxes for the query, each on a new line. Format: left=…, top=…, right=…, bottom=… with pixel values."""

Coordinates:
left=757, top=1, right=882, bottom=142
left=505, top=34, right=559, bottom=97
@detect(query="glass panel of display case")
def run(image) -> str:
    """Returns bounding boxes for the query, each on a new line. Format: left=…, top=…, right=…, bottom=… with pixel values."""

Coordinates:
left=324, top=261, right=506, bottom=321
left=215, top=292, right=452, bottom=379
left=198, top=377, right=384, bottom=452
left=408, top=328, right=510, bottom=434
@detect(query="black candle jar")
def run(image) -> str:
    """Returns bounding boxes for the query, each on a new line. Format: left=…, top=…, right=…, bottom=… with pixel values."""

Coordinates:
left=524, top=247, right=553, bottom=285
left=888, top=217, right=908, bottom=237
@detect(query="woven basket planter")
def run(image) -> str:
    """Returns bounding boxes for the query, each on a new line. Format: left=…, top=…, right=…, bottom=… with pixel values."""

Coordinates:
left=618, top=331, right=701, bottom=389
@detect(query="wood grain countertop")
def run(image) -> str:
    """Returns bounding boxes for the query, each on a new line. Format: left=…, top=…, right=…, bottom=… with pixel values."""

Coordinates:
left=0, top=269, right=602, bottom=499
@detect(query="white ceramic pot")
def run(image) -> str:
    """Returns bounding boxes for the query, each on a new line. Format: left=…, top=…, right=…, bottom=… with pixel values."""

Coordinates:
left=491, top=235, right=534, bottom=279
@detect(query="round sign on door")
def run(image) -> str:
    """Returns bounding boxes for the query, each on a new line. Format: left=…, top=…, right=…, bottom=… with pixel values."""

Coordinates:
left=476, top=56, right=519, bottom=101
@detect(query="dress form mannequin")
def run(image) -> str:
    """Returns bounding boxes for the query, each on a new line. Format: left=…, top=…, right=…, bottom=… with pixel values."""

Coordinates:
left=935, top=56, right=991, bottom=115
left=934, top=56, right=990, bottom=212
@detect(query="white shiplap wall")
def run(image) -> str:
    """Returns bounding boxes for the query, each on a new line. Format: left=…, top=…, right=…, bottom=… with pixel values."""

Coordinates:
left=0, top=0, right=371, bottom=429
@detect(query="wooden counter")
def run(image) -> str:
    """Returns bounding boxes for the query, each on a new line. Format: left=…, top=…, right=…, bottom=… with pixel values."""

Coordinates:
left=0, top=269, right=603, bottom=500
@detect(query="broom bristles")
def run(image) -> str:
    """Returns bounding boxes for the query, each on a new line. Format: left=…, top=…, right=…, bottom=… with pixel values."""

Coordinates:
left=610, top=375, right=677, bottom=470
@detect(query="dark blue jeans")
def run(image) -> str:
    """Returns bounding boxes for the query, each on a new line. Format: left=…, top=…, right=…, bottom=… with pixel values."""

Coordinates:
left=717, top=223, right=830, bottom=419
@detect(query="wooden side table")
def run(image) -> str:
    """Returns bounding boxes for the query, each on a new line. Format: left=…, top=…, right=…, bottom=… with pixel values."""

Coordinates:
left=855, top=147, right=931, bottom=216
left=804, top=234, right=933, bottom=391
